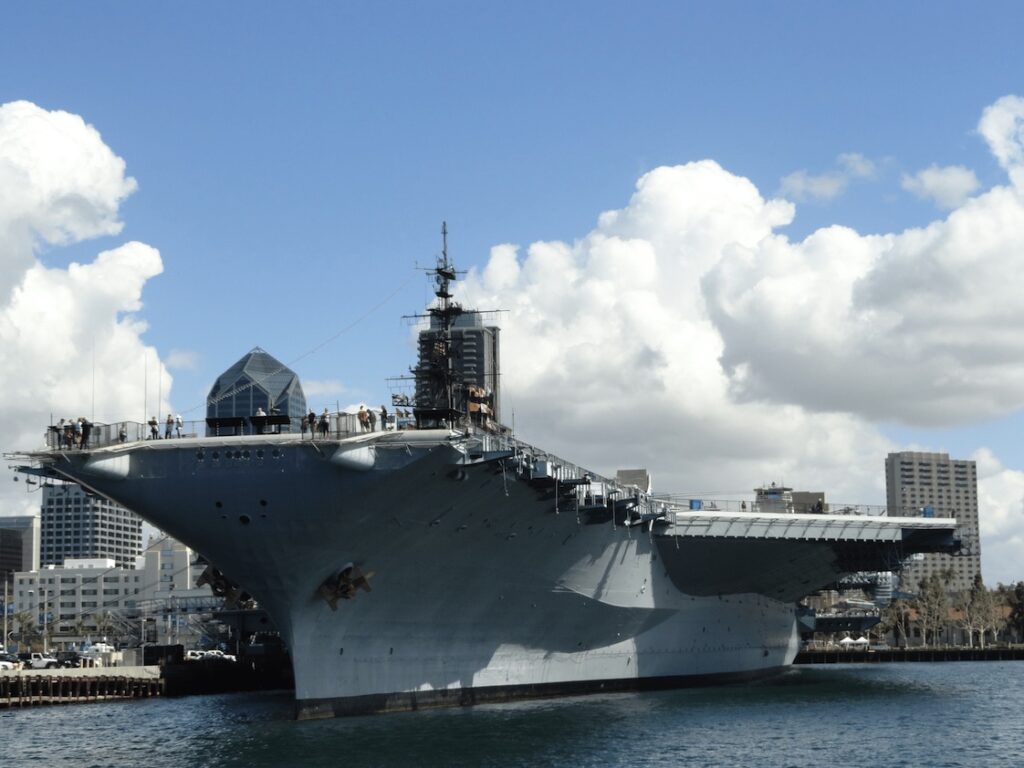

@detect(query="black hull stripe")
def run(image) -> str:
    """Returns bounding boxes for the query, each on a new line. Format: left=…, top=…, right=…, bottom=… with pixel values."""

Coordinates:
left=295, top=666, right=786, bottom=719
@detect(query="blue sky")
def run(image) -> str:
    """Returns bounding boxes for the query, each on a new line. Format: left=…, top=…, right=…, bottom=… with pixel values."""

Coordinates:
left=5, top=2, right=1018, bottom=406
left=4, top=2, right=1024, bottom=582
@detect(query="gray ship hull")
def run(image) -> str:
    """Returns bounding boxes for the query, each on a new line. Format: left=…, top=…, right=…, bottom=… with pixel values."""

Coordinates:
left=14, top=429, right=956, bottom=717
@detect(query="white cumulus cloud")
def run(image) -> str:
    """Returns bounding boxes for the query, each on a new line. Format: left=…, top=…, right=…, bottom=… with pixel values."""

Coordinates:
left=165, top=348, right=199, bottom=370
left=974, top=448, right=1024, bottom=586
left=902, top=164, right=980, bottom=209
left=460, top=97, right=1024, bottom=587
left=302, top=379, right=348, bottom=399
left=979, top=95, right=1024, bottom=174
left=0, top=101, right=168, bottom=514
left=779, top=152, right=876, bottom=202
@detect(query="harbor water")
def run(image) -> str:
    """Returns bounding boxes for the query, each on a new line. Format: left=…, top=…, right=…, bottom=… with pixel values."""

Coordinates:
left=2, top=662, right=1022, bottom=767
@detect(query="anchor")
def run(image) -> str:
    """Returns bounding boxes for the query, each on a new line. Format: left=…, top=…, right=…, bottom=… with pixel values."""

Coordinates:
left=317, top=563, right=375, bottom=610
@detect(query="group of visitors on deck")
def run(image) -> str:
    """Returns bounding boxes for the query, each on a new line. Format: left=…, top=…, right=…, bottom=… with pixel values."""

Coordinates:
left=147, top=414, right=184, bottom=439
left=52, top=417, right=92, bottom=449
left=298, top=404, right=404, bottom=439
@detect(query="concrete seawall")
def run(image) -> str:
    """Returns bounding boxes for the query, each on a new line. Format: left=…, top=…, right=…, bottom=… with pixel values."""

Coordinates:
left=1, top=666, right=163, bottom=707
left=0, top=659, right=293, bottom=708
left=795, top=647, right=1024, bottom=664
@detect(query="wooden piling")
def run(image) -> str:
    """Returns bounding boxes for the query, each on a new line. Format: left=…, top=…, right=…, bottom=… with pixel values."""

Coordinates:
left=0, top=668, right=163, bottom=709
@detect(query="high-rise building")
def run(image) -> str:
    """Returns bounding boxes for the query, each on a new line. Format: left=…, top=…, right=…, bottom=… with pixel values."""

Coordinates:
left=884, top=451, right=980, bottom=593
left=414, top=313, right=500, bottom=423
left=206, top=347, right=307, bottom=433
left=0, top=515, right=40, bottom=582
left=40, top=485, right=143, bottom=569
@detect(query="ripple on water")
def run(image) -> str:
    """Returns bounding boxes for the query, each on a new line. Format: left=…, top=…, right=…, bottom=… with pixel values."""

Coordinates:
left=1, top=664, right=1023, bottom=768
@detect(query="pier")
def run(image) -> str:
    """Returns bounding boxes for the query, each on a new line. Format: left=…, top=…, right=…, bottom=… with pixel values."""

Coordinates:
left=0, top=667, right=163, bottom=708
left=795, top=647, right=1024, bottom=664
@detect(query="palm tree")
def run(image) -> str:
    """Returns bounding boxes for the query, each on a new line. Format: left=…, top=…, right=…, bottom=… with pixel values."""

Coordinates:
left=12, top=609, right=36, bottom=649
left=72, top=616, right=88, bottom=645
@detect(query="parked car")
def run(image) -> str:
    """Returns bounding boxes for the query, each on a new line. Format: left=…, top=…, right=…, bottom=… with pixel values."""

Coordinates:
left=26, top=652, right=60, bottom=669
left=0, top=652, right=21, bottom=670
left=57, top=651, right=83, bottom=668
left=185, top=650, right=206, bottom=661
left=202, top=649, right=237, bottom=663
left=0, top=659, right=16, bottom=671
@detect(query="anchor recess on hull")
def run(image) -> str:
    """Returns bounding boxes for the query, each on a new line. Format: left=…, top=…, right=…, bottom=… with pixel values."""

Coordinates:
left=195, top=563, right=252, bottom=609
left=318, top=563, right=375, bottom=611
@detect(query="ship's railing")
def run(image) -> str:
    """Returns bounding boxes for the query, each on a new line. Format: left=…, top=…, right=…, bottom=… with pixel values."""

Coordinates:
left=457, top=432, right=945, bottom=521
left=461, top=430, right=668, bottom=518
left=466, top=431, right=618, bottom=488
left=41, top=412, right=400, bottom=451
left=647, top=495, right=942, bottom=518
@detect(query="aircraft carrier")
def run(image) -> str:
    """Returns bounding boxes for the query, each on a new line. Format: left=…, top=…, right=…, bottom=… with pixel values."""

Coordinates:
left=8, top=228, right=960, bottom=718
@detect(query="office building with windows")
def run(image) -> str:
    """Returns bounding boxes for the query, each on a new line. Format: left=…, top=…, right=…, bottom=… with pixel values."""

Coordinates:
left=884, top=451, right=981, bottom=593
left=41, top=484, right=143, bottom=570
left=0, top=515, right=40, bottom=583
left=206, top=347, right=307, bottom=433
left=14, top=536, right=215, bottom=641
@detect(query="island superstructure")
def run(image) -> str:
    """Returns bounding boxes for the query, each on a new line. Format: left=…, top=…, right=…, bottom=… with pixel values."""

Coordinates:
left=8, top=227, right=959, bottom=718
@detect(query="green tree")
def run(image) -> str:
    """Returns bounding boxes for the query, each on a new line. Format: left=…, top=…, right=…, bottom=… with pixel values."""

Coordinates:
left=955, top=588, right=979, bottom=648
left=973, top=576, right=999, bottom=648
left=1004, top=581, right=1024, bottom=643
left=12, top=609, right=36, bottom=649
left=916, top=574, right=951, bottom=646
left=958, top=574, right=998, bottom=648
left=881, top=598, right=912, bottom=648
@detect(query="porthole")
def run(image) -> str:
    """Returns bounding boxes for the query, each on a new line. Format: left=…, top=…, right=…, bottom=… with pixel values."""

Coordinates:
left=212, top=451, right=220, bottom=460
left=256, top=449, right=264, bottom=459
left=272, top=448, right=281, bottom=458
left=196, top=449, right=205, bottom=460
left=259, top=499, right=268, bottom=507
left=239, top=515, right=251, bottom=525
left=215, top=501, right=223, bottom=509
left=242, top=450, right=250, bottom=459
left=234, top=450, right=242, bottom=459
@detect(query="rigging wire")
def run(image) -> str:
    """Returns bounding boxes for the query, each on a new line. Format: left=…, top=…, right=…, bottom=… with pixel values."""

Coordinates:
left=178, top=274, right=416, bottom=416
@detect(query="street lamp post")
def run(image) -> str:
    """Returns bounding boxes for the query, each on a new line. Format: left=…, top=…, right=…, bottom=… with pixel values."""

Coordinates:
left=2, top=576, right=8, bottom=653
left=28, top=587, right=49, bottom=654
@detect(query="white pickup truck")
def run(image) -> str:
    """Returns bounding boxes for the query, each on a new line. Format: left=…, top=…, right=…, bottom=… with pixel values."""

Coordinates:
left=27, top=652, right=60, bottom=669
